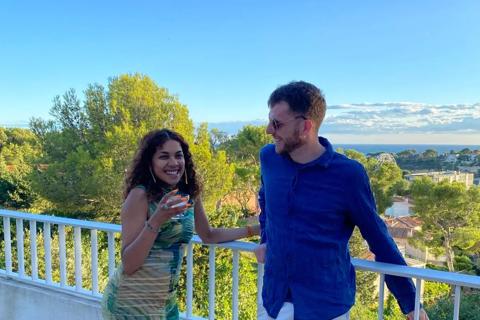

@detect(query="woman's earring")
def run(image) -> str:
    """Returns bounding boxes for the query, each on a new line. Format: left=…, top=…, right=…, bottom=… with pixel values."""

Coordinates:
left=149, top=167, right=157, bottom=183
left=184, top=169, right=188, bottom=185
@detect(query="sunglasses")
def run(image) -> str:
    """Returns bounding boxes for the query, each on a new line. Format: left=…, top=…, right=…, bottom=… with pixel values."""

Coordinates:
left=269, top=115, right=307, bottom=131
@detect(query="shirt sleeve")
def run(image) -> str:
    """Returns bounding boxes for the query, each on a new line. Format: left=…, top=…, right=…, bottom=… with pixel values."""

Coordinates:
left=258, top=174, right=267, bottom=244
left=346, top=163, right=417, bottom=315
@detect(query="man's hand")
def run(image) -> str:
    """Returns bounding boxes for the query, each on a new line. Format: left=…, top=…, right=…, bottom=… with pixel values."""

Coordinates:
left=406, top=308, right=429, bottom=320
left=254, top=243, right=267, bottom=263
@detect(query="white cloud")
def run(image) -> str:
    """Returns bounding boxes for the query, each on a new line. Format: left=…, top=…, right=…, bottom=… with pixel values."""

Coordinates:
left=323, top=102, right=480, bottom=134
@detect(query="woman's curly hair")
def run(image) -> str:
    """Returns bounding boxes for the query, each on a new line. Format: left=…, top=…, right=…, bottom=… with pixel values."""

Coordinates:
left=124, top=129, right=201, bottom=201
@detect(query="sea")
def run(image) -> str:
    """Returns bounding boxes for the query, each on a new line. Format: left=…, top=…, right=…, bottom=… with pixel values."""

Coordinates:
left=333, top=144, right=480, bottom=155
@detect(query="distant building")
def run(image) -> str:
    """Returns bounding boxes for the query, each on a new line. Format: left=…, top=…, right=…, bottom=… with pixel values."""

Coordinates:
left=383, top=216, right=446, bottom=265
left=385, top=196, right=413, bottom=217
left=384, top=216, right=422, bottom=243
left=405, top=171, right=474, bottom=187
left=458, top=165, right=480, bottom=174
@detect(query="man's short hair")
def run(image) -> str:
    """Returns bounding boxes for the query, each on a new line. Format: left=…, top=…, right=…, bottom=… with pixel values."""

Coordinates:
left=268, top=81, right=326, bottom=130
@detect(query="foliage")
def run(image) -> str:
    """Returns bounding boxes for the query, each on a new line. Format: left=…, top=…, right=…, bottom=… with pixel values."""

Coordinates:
left=349, top=228, right=378, bottom=307
left=342, top=149, right=403, bottom=214
left=453, top=255, right=478, bottom=274
left=220, top=125, right=271, bottom=214
left=421, top=149, right=438, bottom=159
left=425, top=290, right=480, bottom=320
left=191, top=124, right=234, bottom=212
left=423, top=281, right=451, bottom=305
left=394, top=149, right=443, bottom=171
left=410, top=178, right=480, bottom=271
left=29, top=74, right=197, bottom=221
left=221, top=125, right=271, bottom=164
left=0, top=128, right=41, bottom=209
left=349, top=303, right=378, bottom=319
left=383, top=293, right=405, bottom=320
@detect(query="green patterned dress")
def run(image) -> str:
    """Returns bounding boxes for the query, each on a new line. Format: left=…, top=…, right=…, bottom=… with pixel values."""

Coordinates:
left=102, top=187, right=194, bottom=320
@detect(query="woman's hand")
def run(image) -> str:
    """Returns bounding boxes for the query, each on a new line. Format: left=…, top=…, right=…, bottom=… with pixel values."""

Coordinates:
left=149, top=190, right=190, bottom=226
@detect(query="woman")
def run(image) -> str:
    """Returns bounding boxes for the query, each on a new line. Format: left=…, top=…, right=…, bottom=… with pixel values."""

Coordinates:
left=102, top=129, right=259, bottom=319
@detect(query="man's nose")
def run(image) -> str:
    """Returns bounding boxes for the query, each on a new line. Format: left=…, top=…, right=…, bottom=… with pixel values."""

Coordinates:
left=266, top=122, right=274, bottom=135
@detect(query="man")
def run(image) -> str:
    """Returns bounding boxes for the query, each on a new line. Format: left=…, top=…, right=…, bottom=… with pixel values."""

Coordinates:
left=254, top=81, right=428, bottom=320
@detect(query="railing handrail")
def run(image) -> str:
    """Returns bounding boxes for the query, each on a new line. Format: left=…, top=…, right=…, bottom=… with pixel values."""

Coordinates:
left=352, top=258, right=480, bottom=289
left=0, top=209, right=121, bottom=232
left=0, top=209, right=258, bottom=253
left=1, top=208, right=479, bottom=288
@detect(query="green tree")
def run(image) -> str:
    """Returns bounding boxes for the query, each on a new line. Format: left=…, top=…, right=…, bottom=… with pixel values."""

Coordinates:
left=29, top=74, right=195, bottom=221
left=383, top=292, right=404, bottom=320
left=343, top=150, right=403, bottom=215
left=425, top=290, right=480, bottom=320
left=459, top=148, right=472, bottom=155
left=220, top=125, right=271, bottom=214
left=191, top=123, right=234, bottom=212
left=410, top=178, right=480, bottom=271
left=221, top=125, right=271, bottom=164
left=349, top=228, right=378, bottom=308
left=423, top=281, right=450, bottom=306
left=422, top=149, right=438, bottom=158
left=396, top=149, right=417, bottom=158
left=0, top=128, right=41, bottom=210
left=209, top=128, right=229, bottom=150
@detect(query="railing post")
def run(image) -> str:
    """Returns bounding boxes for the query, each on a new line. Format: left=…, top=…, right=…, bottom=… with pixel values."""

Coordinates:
left=3, top=217, right=12, bottom=274
left=16, top=218, right=25, bottom=278
left=232, top=249, right=240, bottom=320
left=58, top=224, right=67, bottom=287
left=44, top=222, right=52, bottom=284
left=186, top=242, right=194, bottom=318
left=257, top=263, right=265, bottom=318
left=107, top=231, right=116, bottom=277
left=453, top=285, right=461, bottom=320
left=74, top=226, right=82, bottom=290
left=208, top=245, right=216, bottom=320
left=377, top=273, right=385, bottom=320
left=29, top=220, right=38, bottom=280
left=414, top=278, right=422, bottom=320
left=91, top=229, right=99, bottom=295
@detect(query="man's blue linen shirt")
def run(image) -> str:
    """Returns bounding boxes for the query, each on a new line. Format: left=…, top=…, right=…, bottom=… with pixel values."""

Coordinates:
left=258, top=137, right=416, bottom=320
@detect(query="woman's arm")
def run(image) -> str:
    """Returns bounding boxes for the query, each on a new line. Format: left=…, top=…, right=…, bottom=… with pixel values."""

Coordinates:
left=121, top=189, right=189, bottom=275
left=193, top=198, right=260, bottom=244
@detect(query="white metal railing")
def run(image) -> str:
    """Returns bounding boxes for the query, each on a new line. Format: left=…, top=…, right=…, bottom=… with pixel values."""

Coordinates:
left=1, top=209, right=480, bottom=320
left=1, top=209, right=121, bottom=299
left=353, top=258, right=480, bottom=320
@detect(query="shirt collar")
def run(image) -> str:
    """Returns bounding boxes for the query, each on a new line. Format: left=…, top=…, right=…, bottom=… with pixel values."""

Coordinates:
left=292, top=136, right=334, bottom=169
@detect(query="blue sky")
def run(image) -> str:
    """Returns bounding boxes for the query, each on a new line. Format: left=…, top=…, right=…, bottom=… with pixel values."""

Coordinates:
left=1, top=1, right=479, bottom=143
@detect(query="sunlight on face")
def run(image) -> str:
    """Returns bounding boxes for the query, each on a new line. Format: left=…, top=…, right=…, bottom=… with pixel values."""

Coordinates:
left=151, top=139, right=185, bottom=186
left=267, top=101, right=304, bottom=155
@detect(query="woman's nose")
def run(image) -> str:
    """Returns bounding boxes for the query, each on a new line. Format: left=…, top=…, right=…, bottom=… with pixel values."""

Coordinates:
left=168, top=157, right=179, bottom=165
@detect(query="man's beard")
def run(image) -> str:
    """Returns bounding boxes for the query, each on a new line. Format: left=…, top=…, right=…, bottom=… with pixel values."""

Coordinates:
left=278, top=130, right=304, bottom=155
